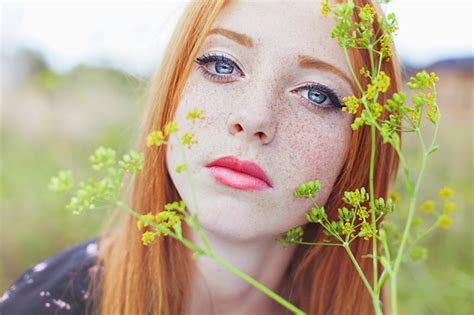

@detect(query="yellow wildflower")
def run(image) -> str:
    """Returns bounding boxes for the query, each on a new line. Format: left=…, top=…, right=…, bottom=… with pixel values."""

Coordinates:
left=147, top=130, right=165, bottom=147
left=320, top=0, right=331, bottom=17
left=186, top=107, right=205, bottom=124
left=442, top=202, right=457, bottom=213
left=342, top=222, right=355, bottom=237
left=375, top=71, right=391, bottom=93
left=438, top=187, right=454, bottom=199
left=366, top=83, right=377, bottom=100
left=437, top=214, right=453, bottom=229
left=380, top=34, right=393, bottom=62
left=389, top=191, right=401, bottom=204
left=164, top=121, right=179, bottom=136
left=141, top=231, right=156, bottom=246
left=419, top=200, right=435, bottom=213
left=372, top=102, right=383, bottom=120
left=181, top=131, right=197, bottom=149
left=136, top=212, right=155, bottom=230
left=342, top=95, right=360, bottom=114
left=411, top=217, right=423, bottom=227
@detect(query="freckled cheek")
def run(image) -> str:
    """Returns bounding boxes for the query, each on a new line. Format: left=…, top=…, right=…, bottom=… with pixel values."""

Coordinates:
left=294, top=122, right=351, bottom=179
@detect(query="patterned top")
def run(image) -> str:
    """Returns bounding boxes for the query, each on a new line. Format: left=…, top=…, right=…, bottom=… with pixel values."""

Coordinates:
left=0, top=237, right=100, bottom=315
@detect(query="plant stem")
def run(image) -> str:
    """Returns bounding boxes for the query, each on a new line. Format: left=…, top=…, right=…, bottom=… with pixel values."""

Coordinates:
left=343, top=47, right=364, bottom=93
left=369, top=125, right=379, bottom=292
left=295, top=241, right=343, bottom=247
left=177, top=141, right=212, bottom=252
left=389, top=122, right=440, bottom=315
left=342, top=243, right=381, bottom=314
left=210, top=252, right=306, bottom=315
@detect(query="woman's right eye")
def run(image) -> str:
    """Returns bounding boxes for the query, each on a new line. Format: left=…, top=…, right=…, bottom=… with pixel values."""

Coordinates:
left=194, top=52, right=244, bottom=82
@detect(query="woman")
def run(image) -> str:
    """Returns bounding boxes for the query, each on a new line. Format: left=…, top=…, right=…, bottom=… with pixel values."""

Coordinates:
left=1, top=0, right=401, bottom=314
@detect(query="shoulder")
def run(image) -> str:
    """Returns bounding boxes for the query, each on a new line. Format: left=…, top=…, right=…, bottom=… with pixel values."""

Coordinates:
left=0, top=237, right=101, bottom=315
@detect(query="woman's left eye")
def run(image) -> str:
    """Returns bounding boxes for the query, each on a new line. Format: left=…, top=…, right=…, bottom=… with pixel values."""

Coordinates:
left=292, top=83, right=344, bottom=111
left=194, top=52, right=244, bottom=82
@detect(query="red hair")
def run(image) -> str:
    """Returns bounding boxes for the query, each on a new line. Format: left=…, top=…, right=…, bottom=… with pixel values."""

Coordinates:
left=88, top=0, right=401, bottom=314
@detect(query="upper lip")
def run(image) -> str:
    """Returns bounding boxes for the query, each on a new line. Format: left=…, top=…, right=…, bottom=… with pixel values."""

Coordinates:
left=205, top=156, right=273, bottom=187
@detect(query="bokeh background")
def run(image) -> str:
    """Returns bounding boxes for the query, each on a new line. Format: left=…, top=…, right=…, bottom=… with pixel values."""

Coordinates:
left=1, top=0, right=473, bottom=314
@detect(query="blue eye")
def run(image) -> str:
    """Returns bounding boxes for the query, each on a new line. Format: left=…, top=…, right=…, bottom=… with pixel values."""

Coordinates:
left=293, top=83, right=344, bottom=111
left=195, top=52, right=244, bottom=82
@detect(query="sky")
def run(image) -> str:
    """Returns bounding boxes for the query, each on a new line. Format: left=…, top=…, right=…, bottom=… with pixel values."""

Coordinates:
left=1, top=0, right=473, bottom=76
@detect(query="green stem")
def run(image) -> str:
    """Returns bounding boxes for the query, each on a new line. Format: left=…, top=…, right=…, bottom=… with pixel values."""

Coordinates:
left=369, top=125, right=379, bottom=291
left=389, top=122, right=440, bottom=315
left=209, top=253, right=305, bottom=314
left=343, top=46, right=364, bottom=93
left=308, top=195, right=345, bottom=243
left=177, top=141, right=212, bottom=252
left=342, top=243, right=381, bottom=314
left=368, top=44, right=376, bottom=75
left=295, top=241, right=343, bottom=247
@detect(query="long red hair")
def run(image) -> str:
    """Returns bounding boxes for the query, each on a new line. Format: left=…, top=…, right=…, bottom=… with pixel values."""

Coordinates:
left=87, top=0, right=402, bottom=314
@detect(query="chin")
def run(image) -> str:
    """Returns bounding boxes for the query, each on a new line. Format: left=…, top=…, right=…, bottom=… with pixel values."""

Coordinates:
left=192, top=210, right=270, bottom=244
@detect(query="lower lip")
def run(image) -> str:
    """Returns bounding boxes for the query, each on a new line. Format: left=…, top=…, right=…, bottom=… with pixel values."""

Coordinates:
left=206, top=166, right=272, bottom=191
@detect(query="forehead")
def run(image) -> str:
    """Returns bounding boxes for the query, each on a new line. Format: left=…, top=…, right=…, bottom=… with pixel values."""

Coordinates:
left=211, top=0, right=348, bottom=68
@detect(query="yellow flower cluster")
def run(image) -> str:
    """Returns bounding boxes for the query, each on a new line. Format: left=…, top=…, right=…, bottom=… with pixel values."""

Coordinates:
left=426, top=71, right=440, bottom=89
left=374, top=71, right=391, bottom=93
left=437, top=214, right=453, bottom=229
left=372, top=102, right=383, bottom=120
left=442, top=202, right=457, bottom=213
left=136, top=212, right=156, bottom=230
left=342, top=95, right=360, bottom=114
left=438, top=187, right=454, bottom=199
left=181, top=131, right=198, bottom=149
left=186, top=107, right=206, bottom=124
left=365, top=83, right=377, bottom=100
left=380, top=34, right=393, bottom=62
left=320, top=0, right=331, bottom=17
left=360, top=4, right=376, bottom=19
left=164, top=121, right=179, bottom=135
left=419, top=200, right=435, bottom=213
left=141, top=231, right=156, bottom=246
left=146, top=130, right=165, bottom=147
left=136, top=200, right=186, bottom=246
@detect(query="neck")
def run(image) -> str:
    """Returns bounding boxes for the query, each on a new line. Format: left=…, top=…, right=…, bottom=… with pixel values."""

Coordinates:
left=184, top=228, right=297, bottom=315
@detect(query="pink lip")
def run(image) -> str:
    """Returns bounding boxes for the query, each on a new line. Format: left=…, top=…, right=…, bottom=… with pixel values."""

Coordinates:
left=205, top=156, right=273, bottom=191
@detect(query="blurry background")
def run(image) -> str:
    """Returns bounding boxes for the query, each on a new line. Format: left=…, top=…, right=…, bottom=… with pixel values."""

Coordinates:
left=1, top=0, right=473, bottom=314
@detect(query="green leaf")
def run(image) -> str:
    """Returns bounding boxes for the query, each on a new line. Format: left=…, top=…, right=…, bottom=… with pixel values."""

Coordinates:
left=428, top=145, right=440, bottom=155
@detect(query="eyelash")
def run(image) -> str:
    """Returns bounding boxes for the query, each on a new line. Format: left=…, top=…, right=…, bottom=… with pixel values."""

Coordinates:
left=194, top=52, right=345, bottom=112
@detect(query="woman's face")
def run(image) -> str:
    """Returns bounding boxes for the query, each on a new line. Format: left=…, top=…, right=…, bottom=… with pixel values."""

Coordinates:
left=166, top=0, right=354, bottom=242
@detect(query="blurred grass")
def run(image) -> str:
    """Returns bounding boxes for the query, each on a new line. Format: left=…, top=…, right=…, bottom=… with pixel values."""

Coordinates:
left=1, top=52, right=472, bottom=314
left=1, top=55, right=146, bottom=291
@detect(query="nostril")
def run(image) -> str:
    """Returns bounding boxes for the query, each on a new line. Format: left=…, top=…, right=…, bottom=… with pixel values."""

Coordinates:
left=230, top=124, right=243, bottom=134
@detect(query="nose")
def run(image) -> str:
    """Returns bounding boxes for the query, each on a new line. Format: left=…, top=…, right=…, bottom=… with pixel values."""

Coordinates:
left=227, top=108, right=277, bottom=145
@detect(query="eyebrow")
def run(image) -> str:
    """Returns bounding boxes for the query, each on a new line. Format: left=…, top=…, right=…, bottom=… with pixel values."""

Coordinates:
left=208, top=27, right=254, bottom=48
left=208, top=27, right=355, bottom=91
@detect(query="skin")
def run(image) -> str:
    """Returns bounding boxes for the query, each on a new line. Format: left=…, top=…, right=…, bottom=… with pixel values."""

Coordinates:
left=165, top=0, right=355, bottom=314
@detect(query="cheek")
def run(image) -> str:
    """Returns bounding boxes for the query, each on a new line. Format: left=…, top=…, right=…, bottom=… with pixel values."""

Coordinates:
left=284, top=115, right=352, bottom=206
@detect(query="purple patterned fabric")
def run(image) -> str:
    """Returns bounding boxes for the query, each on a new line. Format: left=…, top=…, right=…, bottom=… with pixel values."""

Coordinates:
left=0, top=238, right=101, bottom=315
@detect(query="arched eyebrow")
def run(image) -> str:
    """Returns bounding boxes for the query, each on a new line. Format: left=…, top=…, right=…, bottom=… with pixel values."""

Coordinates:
left=208, top=27, right=356, bottom=92
left=208, top=27, right=254, bottom=48
left=298, top=55, right=356, bottom=92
